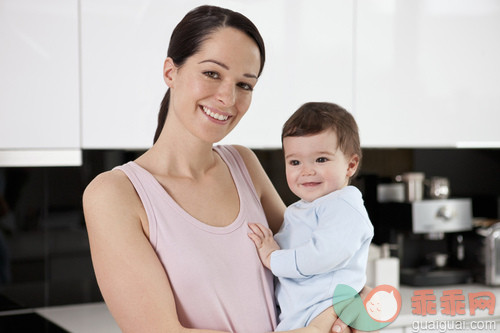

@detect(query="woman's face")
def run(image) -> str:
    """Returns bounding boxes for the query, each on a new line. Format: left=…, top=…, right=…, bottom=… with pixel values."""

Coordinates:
left=165, top=27, right=261, bottom=144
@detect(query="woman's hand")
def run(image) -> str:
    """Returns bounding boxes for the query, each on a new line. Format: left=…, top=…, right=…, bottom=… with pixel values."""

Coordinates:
left=330, top=314, right=350, bottom=333
left=248, top=223, right=280, bottom=269
left=307, top=307, right=351, bottom=333
left=330, top=286, right=378, bottom=333
left=282, top=308, right=352, bottom=333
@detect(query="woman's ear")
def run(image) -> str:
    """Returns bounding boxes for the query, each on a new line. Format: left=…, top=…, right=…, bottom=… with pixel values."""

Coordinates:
left=163, top=57, right=177, bottom=88
left=346, top=154, right=360, bottom=177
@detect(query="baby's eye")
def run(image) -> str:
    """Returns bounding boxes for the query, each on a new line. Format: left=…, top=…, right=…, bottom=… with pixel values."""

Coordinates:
left=203, top=71, right=220, bottom=79
left=289, top=160, right=300, bottom=166
left=237, top=82, right=253, bottom=91
left=316, top=157, right=328, bottom=163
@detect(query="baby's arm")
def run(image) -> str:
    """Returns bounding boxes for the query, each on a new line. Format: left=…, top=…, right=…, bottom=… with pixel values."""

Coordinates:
left=248, top=223, right=280, bottom=270
left=248, top=223, right=355, bottom=333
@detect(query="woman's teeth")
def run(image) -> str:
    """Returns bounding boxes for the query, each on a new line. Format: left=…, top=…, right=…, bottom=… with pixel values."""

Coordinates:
left=202, top=106, right=229, bottom=121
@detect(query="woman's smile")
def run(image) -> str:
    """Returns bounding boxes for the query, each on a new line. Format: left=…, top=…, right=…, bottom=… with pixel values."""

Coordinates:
left=201, top=105, right=231, bottom=122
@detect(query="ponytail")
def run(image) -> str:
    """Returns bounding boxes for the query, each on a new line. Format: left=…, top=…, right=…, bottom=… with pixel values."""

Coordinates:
left=154, top=89, right=170, bottom=144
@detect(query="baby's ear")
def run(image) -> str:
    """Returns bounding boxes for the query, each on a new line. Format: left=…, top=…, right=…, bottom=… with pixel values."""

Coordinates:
left=347, top=154, right=360, bottom=177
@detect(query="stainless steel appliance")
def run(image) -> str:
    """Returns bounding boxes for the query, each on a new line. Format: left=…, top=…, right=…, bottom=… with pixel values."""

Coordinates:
left=379, top=199, right=473, bottom=286
left=475, top=223, right=500, bottom=286
left=426, top=177, right=450, bottom=200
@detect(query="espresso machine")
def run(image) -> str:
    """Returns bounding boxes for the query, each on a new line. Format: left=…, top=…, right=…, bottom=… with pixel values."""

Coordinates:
left=376, top=174, right=474, bottom=286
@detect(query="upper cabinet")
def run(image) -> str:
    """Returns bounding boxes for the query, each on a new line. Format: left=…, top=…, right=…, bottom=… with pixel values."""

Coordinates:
left=80, top=0, right=353, bottom=149
left=0, top=0, right=81, bottom=165
left=218, top=0, right=353, bottom=148
left=2, top=1, right=498, bottom=155
left=80, top=1, right=206, bottom=149
left=354, top=0, right=500, bottom=148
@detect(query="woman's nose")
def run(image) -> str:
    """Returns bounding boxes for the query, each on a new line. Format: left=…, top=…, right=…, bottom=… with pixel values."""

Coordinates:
left=216, top=81, right=236, bottom=107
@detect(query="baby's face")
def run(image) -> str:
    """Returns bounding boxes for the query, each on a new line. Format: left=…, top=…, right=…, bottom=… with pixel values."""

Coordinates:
left=283, top=129, right=357, bottom=202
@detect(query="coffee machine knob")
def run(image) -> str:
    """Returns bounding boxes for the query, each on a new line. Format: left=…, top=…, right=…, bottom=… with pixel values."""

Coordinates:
left=436, top=205, right=455, bottom=221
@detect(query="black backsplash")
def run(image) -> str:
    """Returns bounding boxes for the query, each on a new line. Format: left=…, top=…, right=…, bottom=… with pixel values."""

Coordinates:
left=0, top=148, right=498, bottom=311
left=0, top=150, right=143, bottom=311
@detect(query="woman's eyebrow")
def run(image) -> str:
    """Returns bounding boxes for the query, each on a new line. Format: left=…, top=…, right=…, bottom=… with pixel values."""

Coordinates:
left=199, top=59, right=229, bottom=69
left=198, top=59, right=258, bottom=79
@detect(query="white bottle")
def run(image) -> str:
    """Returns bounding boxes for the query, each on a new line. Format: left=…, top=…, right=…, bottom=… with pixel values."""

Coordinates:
left=374, top=244, right=400, bottom=289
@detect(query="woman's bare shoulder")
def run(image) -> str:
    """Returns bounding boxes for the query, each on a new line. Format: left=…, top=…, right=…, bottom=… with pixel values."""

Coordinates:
left=232, top=145, right=264, bottom=182
left=232, top=145, right=261, bottom=169
left=82, top=169, right=140, bottom=226
left=84, top=169, right=132, bottom=202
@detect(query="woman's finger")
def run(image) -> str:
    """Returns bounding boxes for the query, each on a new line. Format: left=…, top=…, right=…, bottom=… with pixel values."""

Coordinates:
left=332, top=317, right=348, bottom=333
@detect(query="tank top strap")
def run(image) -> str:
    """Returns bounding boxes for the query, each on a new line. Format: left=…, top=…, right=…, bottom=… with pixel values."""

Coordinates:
left=213, top=145, right=261, bottom=207
left=113, top=145, right=262, bottom=244
left=113, top=161, right=164, bottom=246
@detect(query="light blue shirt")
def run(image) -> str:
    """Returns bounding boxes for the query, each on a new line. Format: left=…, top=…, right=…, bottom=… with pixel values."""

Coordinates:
left=271, top=186, right=374, bottom=331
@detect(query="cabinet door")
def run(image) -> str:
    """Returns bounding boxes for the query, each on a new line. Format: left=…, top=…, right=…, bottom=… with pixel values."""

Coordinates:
left=355, top=1, right=500, bottom=148
left=219, top=0, right=353, bottom=148
left=80, top=0, right=205, bottom=149
left=81, top=0, right=353, bottom=149
left=0, top=0, right=80, bottom=150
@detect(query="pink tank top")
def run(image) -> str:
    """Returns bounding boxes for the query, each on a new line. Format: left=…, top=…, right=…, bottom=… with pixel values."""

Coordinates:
left=115, top=145, right=277, bottom=332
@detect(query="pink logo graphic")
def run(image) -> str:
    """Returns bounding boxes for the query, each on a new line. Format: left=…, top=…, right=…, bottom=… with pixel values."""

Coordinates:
left=364, top=284, right=402, bottom=323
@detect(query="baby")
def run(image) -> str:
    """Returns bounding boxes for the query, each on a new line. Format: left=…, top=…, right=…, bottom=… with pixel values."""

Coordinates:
left=249, top=102, right=374, bottom=331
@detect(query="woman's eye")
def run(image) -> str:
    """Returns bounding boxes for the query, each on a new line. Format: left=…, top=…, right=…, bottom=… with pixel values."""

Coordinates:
left=316, top=157, right=328, bottom=163
left=237, top=82, right=253, bottom=91
left=204, top=71, right=220, bottom=79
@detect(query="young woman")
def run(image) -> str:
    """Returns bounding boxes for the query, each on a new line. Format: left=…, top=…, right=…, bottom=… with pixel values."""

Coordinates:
left=83, top=5, right=354, bottom=333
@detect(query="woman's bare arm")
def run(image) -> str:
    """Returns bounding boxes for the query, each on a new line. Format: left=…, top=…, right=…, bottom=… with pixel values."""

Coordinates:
left=83, top=171, right=226, bottom=333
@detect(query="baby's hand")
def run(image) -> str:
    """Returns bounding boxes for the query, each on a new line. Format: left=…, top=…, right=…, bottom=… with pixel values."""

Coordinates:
left=248, top=223, right=280, bottom=270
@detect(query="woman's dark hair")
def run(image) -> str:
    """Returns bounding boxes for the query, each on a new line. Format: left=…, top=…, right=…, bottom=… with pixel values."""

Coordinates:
left=153, top=5, right=266, bottom=143
left=282, top=102, right=363, bottom=177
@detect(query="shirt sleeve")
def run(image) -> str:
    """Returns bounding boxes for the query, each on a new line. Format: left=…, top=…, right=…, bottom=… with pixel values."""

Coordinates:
left=270, top=198, right=373, bottom=279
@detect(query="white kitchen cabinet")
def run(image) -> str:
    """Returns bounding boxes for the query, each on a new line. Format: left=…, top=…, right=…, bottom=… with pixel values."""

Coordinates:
left=81, top=0, right=353, bottom=149
left=219, top=0, right=353, bottom=148
left=80, top=0, right=205, bottom=149
left=0, top=0, right=81, bottom=165
left=355, top=0, right=500, bottom=148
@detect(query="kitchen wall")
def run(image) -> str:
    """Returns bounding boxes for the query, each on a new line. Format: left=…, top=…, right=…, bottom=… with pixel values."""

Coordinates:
left=1, top=147, right=497, bottom=310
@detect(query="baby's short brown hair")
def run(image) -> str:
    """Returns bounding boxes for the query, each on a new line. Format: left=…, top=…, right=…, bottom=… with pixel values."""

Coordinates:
left=282, top=102, right=362, bottom=172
